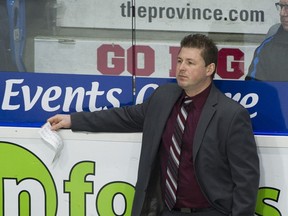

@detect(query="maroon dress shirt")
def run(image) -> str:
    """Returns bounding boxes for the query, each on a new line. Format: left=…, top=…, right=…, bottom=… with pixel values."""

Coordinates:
left=160, top=84, right=212, bottom=208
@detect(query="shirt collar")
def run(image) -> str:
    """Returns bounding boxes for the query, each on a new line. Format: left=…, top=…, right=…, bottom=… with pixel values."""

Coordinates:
left=182, top=84, right=212, bottom=110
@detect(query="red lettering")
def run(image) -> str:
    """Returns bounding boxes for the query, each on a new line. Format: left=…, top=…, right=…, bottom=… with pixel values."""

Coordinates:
left=97, top=45, right=125, bottom=75
left=98, top=44, right=155, bottom=76
left=217, top=48, right=244, bottom=79
left=169, top=46, right=180, bottom=77
left=127, top=45, right=155, bottom=76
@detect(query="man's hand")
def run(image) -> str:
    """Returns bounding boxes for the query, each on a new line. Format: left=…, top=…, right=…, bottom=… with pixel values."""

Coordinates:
left=47, top=114, right=72, bottom=131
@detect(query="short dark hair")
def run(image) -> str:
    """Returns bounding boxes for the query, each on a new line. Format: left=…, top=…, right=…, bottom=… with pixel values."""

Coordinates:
left=180, top=34, right=218, bottom=72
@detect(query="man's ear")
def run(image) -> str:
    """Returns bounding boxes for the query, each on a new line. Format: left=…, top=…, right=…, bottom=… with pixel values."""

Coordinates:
left=206, top=63, right=216, bottom=76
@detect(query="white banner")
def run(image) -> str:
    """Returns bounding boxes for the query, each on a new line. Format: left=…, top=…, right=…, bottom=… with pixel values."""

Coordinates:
left=0, top=127, right=141, bottom=216
left=0, top=127, right=287, bottom=215
left=56, top=0, right=279, bottom=34
left=34, top=37, right=256, bottom=80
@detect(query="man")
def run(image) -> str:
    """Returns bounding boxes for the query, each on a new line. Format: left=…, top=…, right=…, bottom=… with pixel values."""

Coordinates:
left=48, top=34, right=259, bottom=216
left=245, top=0, right=288, bottom=81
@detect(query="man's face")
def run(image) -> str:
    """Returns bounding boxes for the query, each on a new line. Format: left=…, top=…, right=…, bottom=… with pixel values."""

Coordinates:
left=279, top=0, right=288, bottom=31
left=176, top=47, right=214, bottom=97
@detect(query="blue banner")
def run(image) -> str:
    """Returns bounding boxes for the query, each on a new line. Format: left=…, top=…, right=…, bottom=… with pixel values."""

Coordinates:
left=0, top=72, right=287, bottom=135
left=214, top=80, right=288, bottom=135
left=0, top=72, right=133, bottom=126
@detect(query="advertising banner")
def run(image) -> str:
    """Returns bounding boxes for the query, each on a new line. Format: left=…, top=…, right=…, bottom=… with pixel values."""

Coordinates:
left=0, top=72, right=287, bottom=134
left=213, top=80, right=288, bottom=135
left=0, top=127, right=141, bottom=216
left=57, top=0, right=279, bottom=34
left=34, top=38, right=255, bottom=80
left=0, top=127, right=287, bottom=216
left=0, top=72, right=133, bottom=126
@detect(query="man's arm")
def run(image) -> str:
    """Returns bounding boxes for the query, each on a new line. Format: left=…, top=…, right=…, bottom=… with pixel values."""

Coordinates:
left=228, top=108, right=260, bottom=215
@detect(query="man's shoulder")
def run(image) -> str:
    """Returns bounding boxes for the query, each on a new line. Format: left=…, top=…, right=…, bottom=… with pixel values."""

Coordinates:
left=265, top=23, right=281, bottom=38
left=212, top=85, right=246, bottom=110
left=158, top=82, right=178, bottom=88
left=147, top=82, right=182, bottom=103
left=155, top=82, right=180, bottom=92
